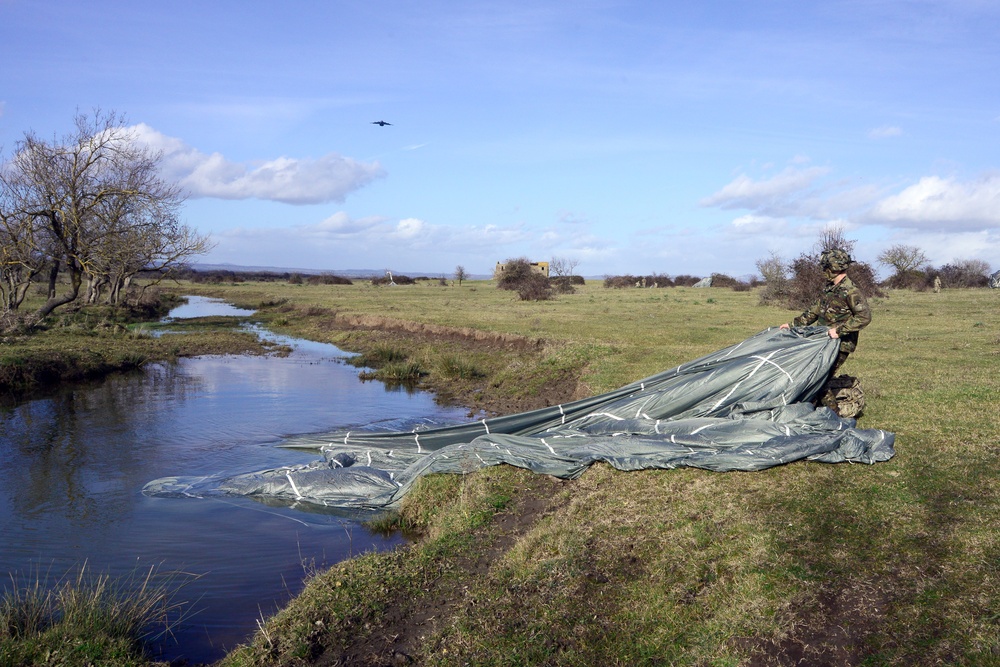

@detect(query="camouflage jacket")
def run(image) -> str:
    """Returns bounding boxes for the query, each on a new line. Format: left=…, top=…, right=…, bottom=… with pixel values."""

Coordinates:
left=792, top=276, right=872, bottom=353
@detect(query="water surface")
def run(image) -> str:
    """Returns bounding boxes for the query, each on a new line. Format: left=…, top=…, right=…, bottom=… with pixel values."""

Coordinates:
left=0, top=296, right=469, bottom=663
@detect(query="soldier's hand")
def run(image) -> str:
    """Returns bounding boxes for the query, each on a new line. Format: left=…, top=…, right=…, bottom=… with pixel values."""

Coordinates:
left=779, top=323, right=790, bottom=330
left=828, top=327, right=840, bottom=339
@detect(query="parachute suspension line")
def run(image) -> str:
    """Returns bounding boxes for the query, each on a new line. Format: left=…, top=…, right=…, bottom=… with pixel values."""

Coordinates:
left=285, top=471, right=303, bottom=499
left=711, top=382, right=742, bottom=412
left=635, top=395, right=656, bottom=418
left=558, top=404, right=566, bottom=424
left=541, top=438, right=556, bottom=454
left=719, top=339, right=746, bottom=359
left=343, top=432, right=351, bottom=445
left=482, top=419, right=491, bottom=434
left=414, top=432, right=422, bottom=453
left=749, top=352, right=793, bottom=383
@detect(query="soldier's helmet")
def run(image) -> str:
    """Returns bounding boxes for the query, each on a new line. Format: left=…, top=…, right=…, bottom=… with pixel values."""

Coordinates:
left=820, top=248, right=853, bottom=272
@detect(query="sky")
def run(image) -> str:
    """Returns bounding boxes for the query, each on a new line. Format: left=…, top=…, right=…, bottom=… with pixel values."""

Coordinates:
left=2, top=0, right=999, bottom=279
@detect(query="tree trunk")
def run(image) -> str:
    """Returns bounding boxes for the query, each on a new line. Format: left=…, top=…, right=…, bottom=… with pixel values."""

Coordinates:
left=33, top=265, right=83, bottom=322
left=47, top=260, right=60, bottom=299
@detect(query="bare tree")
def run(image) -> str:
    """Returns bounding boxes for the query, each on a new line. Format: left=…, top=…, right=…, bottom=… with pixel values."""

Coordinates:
left=549, top=256, right=580, bottom=278
left=0, top=110, right=211, bottom=324
left=0, top=208, right=46, bottom=312
left=454, top=265, right=468, bottom=286
left=815, top=225, right=856, bottom=254
left=878, top=244, right=929, bottom=276
left=754, top=251, right=789, bottom=305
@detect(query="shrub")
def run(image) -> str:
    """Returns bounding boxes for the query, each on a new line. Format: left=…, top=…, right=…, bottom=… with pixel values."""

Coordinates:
left=602, top=274, right=674, bottom=289
left=786, top=254, right=885, bottom=311
left=935, top=261, right=992, bottom=288
left=709, top=273, right=740, bottom=289
left=496, top=258, right=552, bottom=301
left=370, top=274, right=415, bottom=286
left=306, top=274, right=352, bottom=285
left=882, top=269, right=928, bottom=291
left=673, top=275, right=701, bottom=287
left=550, top=276, right=578, bottom=294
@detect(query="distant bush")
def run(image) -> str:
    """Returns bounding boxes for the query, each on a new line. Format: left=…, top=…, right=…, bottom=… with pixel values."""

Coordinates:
left=673, top=275, right=701, bottom=287
left=882, top=269, right=927, bottom=291
left=496, top=258, right=552, bottom=301
left=306, top=274, right=353, bottom=285
left=709, top=273, right=742, bottom=289
left=602, top=274, right=676, bottom=289
left=550, top=276, right=582, bottom=294
left=934, top=260, right=992, bottom=289
left=370, top=274, right=415, bottom=286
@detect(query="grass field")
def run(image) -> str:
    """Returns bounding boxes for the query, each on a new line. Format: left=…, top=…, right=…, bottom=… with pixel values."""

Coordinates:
left=4, top=279, right=998, bottom=665
left=159, top=279, right=999, bottom=666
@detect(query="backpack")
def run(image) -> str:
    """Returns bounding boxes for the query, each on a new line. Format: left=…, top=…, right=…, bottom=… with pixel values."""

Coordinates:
left=822, top=375, right=865, bottom=418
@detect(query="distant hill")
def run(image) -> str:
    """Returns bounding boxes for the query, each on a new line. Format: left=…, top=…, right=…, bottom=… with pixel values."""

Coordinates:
left=189, top=263, right=494, bottom=280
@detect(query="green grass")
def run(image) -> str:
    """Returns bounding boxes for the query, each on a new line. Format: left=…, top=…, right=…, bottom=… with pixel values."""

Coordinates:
left=196, top=281, right=999, bottom=666
left=0, top=564, right=193, bottom=667
left=6, top=280, right=1000, bottom=665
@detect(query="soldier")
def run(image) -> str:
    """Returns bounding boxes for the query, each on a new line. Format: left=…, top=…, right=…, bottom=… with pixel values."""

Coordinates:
left=780, top=248, right=872, bottom=412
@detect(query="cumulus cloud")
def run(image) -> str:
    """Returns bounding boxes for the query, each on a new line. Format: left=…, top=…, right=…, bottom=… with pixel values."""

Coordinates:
left=204, top=212, right=544, bottom=272
left=700, top=166, right=831, bottom=216
left=728, top=214, right=789, bottom=234
left=868, top=174, right=1000, bottom=231
left=131, top=123, right=385, bottom=204
left=869, top=125, right=903, bottom=139
left=310, top=211, right=386, bottom=235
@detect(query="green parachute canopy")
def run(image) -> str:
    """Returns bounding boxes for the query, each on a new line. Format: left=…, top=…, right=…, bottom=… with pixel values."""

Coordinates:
left=144, top=326, right=895, bottom=510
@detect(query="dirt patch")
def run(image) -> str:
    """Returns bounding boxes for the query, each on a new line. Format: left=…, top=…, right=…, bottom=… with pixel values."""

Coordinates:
left=736, top=582, right=894, bottom=666
left=310, top=475, right=569, bottom=666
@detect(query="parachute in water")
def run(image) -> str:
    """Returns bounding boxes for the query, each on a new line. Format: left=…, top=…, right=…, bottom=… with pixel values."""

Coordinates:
left=144, top=326, right=895, bottom=510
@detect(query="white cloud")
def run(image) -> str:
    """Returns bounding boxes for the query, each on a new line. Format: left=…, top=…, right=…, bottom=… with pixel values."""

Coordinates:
left=700, top=165, right=831, bottom=215
left=207, top=213, right=537, bottom=270
left=868, top=125, right=903, bottom=139
left=392, top=218, right=428, bottom=241
left=868, top=174, right=1000, bottom=230
left=311, top=211, right=386, bottom=235
left=131, top=124, right=385, bottom=204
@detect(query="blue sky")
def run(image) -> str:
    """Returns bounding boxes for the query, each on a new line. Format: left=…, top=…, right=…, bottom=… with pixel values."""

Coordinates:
left=2, top=0, right=999, bottom=278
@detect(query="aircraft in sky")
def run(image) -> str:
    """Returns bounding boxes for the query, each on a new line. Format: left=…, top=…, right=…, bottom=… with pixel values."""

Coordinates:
left=371, top=120, right=392, bottom=126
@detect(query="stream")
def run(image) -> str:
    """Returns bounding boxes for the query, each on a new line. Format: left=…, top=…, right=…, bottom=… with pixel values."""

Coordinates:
left=0, top=296, right=470, bottom=663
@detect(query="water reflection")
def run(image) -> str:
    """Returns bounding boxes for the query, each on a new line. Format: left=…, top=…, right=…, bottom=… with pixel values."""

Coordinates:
left=0, top=296, right=468, bottom=663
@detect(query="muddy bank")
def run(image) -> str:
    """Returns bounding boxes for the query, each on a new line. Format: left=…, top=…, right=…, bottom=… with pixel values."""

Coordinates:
left=289, top=306, right=589, bottom=417
left=0, top=324, right=274, bottom=402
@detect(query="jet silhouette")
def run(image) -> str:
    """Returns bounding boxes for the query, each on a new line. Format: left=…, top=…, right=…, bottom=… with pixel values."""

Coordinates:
left=371, top=120, right=392, bottom=126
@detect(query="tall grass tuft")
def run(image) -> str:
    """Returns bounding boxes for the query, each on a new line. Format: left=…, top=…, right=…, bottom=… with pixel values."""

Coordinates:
left=346, top=343, right=409, bottom=369
left=438, top=355, right=485, bottom=379
left=0, top=562, right=195, bottom=666
left=373, top=361, right=425, bottom=383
